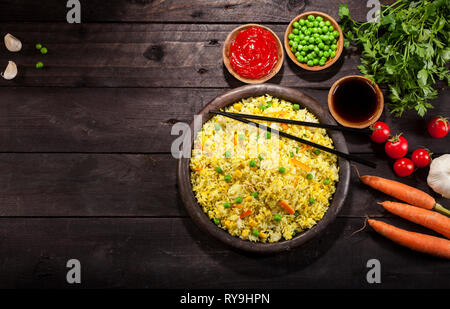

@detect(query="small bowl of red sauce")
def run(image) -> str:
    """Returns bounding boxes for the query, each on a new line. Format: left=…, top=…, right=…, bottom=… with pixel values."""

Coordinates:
left=223, top=24, right=284, bottom=84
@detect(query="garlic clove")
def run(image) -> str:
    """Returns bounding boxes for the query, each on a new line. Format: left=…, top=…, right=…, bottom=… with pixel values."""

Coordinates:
left=4, top=33, right=22, bottom=52
left=1, top=61, right=18, bottom=80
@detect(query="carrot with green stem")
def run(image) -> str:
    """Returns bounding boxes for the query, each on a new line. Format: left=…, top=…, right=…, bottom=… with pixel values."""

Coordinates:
left=368, top=219, right=450, bottom=259
left=360, top=175, right=450, bottom=216
left=378, top=201, right=450, bottom=239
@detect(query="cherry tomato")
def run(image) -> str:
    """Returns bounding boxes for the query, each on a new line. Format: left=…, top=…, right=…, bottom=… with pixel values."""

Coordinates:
left=411, top=148, right=431, bottom=168
left=385, top=135, right=408, bottom=159
left=393, top=158, right=415, bottom=177
left=428, top=116, right=449, bottom=138
left=370, top=121, right=391, bottom=143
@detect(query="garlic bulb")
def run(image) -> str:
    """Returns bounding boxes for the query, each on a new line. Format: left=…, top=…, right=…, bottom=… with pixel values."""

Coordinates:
left=427, top=154, right=450, bottom=199
left=1, top=61, right=18, bottom=80
left=4, top=33, right=22, bottom=52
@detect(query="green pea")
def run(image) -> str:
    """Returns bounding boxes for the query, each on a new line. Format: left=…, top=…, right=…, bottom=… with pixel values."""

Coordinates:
left=294, top=212, right=299, bottom=217
left=216, top=167, right=223, bottom=174
left=318, top=50, right=324, bottom=57
left=319, top=21, right=325, bottom=28
left=266, top=132, right=271, bottom=139
left=313, top=58, right=319, bottom=65
left=307, top=60, right=314, bottom=67
left=314, top=46, right=320, bottom=53
left=35, top=61, right=44, bottom=69
left=293, top=21, right=299, bottom=28
left=297, top=55, right=304, bottom=63
left=325, top=20, right=331, bottom=26
left=293, top=28, right=299, bottom=35
left=274, top=214, right=282, bottom=221
left=314, top=149, right=321, bottom=155
left=316, top=16, right=323, bottom=22
left=323, top=179, right=331, bottom=185
left=331, top=44, right=337, bottom=51
left=289, top=151, right=294, bottom=158
left=323, top=45, right=330, bottom=51
left=288, top=33, right=295, bottom=40
left=224, top=202, right=231, bottom=208
left=300, top=50, right=306, bottom=56
left=308, top=37, right=315, bottom=44
left=299, top=33, right=305, bottom=40
left=235, top=197, right=243, bottom=204
left=318, top=42, right=325, bottom=50
left=308, top=44, right=315, bottom=50
left=213, top=218, right=220, bottom=225
left=294, top=36, right=300, bottom=43
left=224, top=174, right=231, bottom=182
left=35, top=43, right=42, bottom=50
left=319, top=59, right=326, bottom=66
left=293, top=104, right=300, bottom=110
left=328, top=25, right=334, bottom=32
left=333, top=30, right=340, bottom=38
left=279, top=167, right=286, bottom=174
left=290, top=46, right=296, bottom=53
left=322, top=26, right=329, bottom=33
left=252, top=229, right=260, bottom=237
left=289, top=40, right=294, bottom=46
left=307, top=173, right=314, bottom=180
left=40, top=47, right=48, bottom=54
left=299, top=19, right=305, bottom=26
left=224, top=151, right=231, bottom=158
left=312, top=27, right=318, bottom=34
left=292, top=42, right=298, bottom=50
left=309, top=197, right=315, bottom=205
left=313, top=21, right=319, bottom=28
left=292, top=231, right=297, bottom=237
left=323, top=51, right=330, bottom=58
left=295, top=51, right=301, bottom=58
left=330, top=51, right=336, bottom=58
left=252, top=192, right=259, bottom=199
left=258, top=154, right=264, bottom=161
left=304, top=29, right=311, bottom=36
left=249, top=160, right=257, bottom=167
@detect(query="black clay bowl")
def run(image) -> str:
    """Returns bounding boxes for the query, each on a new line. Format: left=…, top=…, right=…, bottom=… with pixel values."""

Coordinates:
left=177, top=84, right=350, bottom=254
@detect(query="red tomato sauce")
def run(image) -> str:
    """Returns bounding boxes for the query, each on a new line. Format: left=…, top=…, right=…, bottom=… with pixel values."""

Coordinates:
left=229, top=26, right=278, bottom=79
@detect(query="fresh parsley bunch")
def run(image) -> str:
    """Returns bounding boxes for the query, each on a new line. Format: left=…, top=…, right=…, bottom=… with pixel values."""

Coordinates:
left=339, top=0, right=449, bottom=117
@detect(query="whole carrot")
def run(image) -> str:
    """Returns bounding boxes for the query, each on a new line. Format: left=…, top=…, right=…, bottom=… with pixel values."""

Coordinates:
left=361, top=175, right=450, bottom=216
left=368, top=219, right=450, bottom=259
left=379, top=201, right=450, bottom=239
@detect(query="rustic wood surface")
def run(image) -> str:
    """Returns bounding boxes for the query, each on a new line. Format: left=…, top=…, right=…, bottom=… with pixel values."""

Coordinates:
left=0, top=0, right=448, bottom=288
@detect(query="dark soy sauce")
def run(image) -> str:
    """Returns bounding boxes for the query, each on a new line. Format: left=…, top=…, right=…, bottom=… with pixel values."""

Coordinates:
left=332, top=78, right=378, bottom=123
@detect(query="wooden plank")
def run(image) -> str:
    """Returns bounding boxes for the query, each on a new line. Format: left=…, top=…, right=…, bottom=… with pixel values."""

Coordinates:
left=0, top=153, right=447, bottom=217
left=0, top=0, right=394, bottom=23
left=0, top=217, right=448, bottom=288
left=0, top=87, right=448, bottom=153
left=0, top=23, right=362, bottom=88
left=0, top=153, right=185, bottom=217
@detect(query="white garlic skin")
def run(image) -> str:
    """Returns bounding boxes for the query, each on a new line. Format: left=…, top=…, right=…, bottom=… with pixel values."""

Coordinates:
left=427, top=154, right=450, bottom=199
left=1, top=61, right=18, bottom=80
left=4, top=33, right=22, bottom=52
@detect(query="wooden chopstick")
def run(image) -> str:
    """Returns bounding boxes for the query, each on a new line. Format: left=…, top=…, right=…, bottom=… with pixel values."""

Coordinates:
left=209, top=110, right=377, bottom=168
left=210, top=111, right=372, bottom=135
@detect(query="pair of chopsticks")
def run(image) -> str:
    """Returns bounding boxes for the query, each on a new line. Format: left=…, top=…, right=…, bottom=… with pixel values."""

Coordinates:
left=209, top=110, right=376, bottom=168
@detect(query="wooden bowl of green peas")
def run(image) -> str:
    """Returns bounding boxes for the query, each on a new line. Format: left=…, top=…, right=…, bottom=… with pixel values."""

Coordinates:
left=284, top=11, right=343, bottom=71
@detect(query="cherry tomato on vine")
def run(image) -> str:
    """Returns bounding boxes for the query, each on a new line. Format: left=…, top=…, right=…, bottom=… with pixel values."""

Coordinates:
left=411, top=148, right=431, bottom=168
left=428, top=116, right=449, bottom=138
left=370, top=121, right=391, bottom=143
left=393, top=158, right=415, bottom=177
left=385, top=135, right=408, bottom=159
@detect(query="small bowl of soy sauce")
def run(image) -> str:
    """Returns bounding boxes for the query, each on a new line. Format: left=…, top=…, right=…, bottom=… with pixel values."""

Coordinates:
left=328, top=75, right=384, bottom=128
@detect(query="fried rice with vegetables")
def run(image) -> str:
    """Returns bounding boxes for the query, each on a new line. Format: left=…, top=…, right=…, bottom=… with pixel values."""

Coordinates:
left=190, top=95, right=339, bottom=243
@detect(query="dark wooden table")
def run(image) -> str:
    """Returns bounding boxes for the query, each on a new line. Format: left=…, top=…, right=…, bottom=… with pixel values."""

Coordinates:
left=0, top=0, right=448, bottom=289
